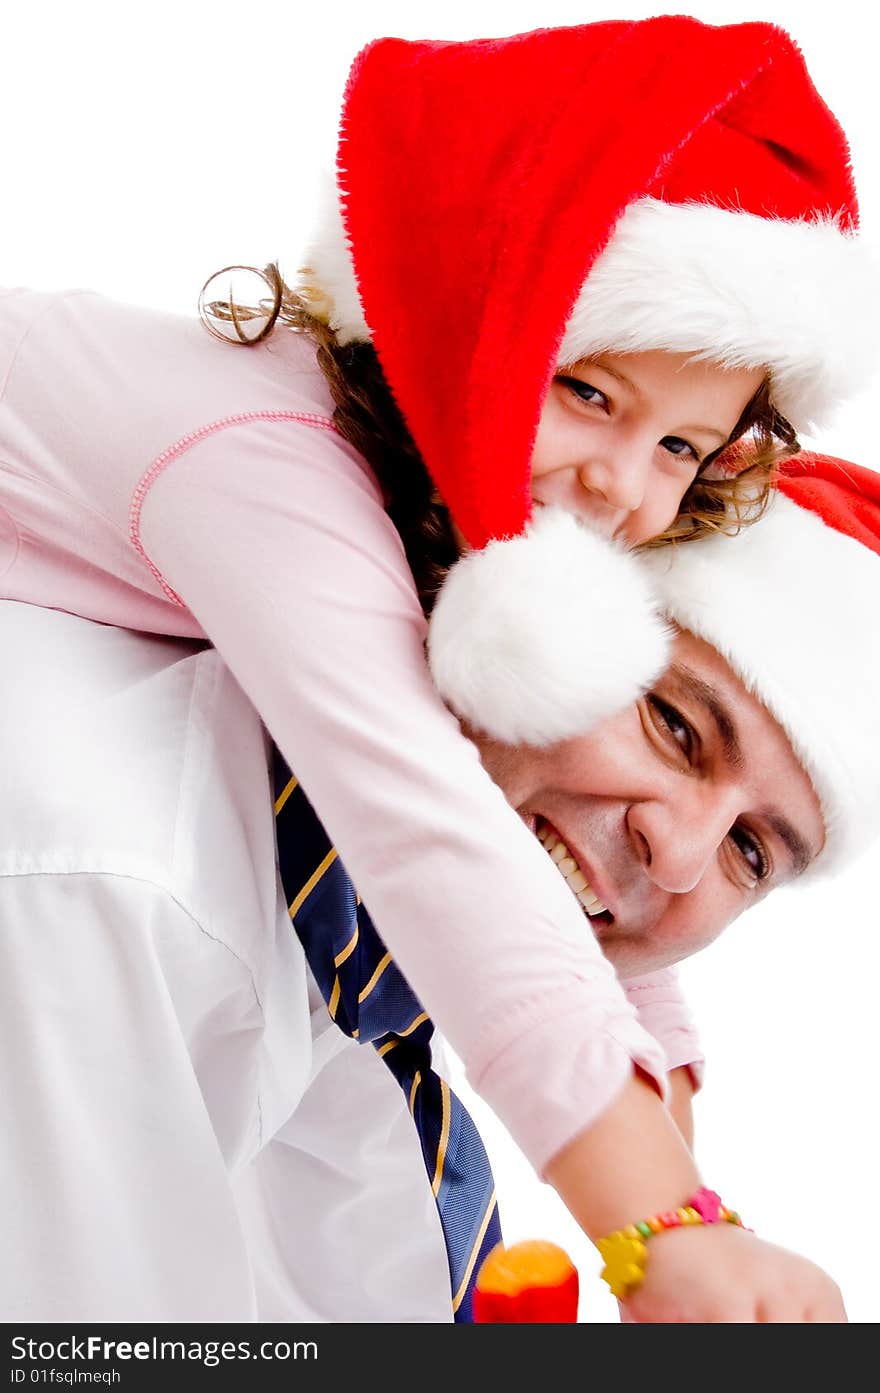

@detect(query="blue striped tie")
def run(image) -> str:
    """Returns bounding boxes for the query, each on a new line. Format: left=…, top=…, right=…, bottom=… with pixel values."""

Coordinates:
left=272, top=748, right=502, bottom=1322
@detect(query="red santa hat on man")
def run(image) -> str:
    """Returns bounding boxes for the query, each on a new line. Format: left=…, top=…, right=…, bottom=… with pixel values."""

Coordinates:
left=305, top=17, right=877, bottom=745
left=641, top=454, right=880, bottom=874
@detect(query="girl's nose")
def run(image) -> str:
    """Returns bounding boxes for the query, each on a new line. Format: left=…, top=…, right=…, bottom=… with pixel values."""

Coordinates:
left=578, top=446, right=649, bottom=515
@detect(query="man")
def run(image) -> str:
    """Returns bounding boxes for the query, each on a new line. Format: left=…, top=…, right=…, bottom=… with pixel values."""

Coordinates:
left=473, top=621, right=824, bottom=981
left=0, top=455, right=876, bottom=1321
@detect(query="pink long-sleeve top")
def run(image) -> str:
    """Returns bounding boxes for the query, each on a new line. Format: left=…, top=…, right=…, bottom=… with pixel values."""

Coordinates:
left=0, top=287, right=702, bottom=1174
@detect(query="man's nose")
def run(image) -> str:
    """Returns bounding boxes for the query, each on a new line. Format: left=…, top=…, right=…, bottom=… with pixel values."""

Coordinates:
left=578, top=442, right=650, bottom=515
left=627, top=791, right=736, bottom=894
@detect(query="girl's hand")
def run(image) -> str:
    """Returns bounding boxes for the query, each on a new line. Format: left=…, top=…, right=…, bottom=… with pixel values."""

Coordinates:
left=543, top=1073, right=846, bottom=1323
left=620, top=1223, right=847, bottom=1323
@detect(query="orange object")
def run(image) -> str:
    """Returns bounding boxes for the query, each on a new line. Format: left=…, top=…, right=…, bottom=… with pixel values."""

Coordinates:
left=473, top=1239, right=579, bottom=1323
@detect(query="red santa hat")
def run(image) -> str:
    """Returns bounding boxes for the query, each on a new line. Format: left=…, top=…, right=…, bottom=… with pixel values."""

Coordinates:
left=641, top=454, right=880, bottom=874
left=305, top=18, right=877, bottom=746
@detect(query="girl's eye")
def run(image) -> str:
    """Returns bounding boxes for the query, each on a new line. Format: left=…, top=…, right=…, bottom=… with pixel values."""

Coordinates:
left=647, top=695, right=697, bottom=763
left=660, top=435, right=701, bottom=463
left=728, top=823, right=770, bottom=882
left=559, top=376, right=609, bottom=409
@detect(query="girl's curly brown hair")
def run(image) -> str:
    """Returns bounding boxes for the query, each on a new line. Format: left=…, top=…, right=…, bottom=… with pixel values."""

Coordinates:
left=199, top=262, right=799, bottom=615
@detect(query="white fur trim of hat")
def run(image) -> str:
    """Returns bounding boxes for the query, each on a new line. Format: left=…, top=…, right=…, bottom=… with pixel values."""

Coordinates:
left=303, top=188, right=877, bottom=435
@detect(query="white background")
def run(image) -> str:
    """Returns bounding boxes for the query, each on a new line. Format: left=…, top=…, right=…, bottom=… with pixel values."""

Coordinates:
left=3, top=0, right=878, bottom=1322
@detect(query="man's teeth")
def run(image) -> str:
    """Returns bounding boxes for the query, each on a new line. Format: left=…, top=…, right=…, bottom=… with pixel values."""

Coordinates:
left=537, top=826, right=607, bottom=916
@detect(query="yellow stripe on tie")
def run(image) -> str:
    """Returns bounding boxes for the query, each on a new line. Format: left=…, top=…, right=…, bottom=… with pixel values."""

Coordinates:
left=376, top=1039, right=398, bottom=1058
left=327, top=975, right=341, bottom=1021
left=431, top=1079, right=451, bottom=1197
left=409, top=1070, right=421, bottom=1115
left=398, top=1011, right=429, bottom=1038
left=288, top=848, right=337, bottom=920
left=451, top=1189, right=498, bottom=1313
left=273, top=775, right=298, bottom=814
left=334, top=924, right=359, bottom=968
left=357, top=950, right=391, bottom=1004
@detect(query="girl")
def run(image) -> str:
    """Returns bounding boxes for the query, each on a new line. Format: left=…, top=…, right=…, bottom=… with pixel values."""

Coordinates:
left=0, top=17, right=874, bottom=1320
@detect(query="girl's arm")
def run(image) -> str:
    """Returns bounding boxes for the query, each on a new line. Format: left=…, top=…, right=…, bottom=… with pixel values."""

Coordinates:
left=0, top=286, right=671, bottom=1176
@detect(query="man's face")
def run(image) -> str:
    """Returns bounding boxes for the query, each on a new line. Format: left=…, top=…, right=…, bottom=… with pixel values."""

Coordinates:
left=471, top=629, right=825, bottom=976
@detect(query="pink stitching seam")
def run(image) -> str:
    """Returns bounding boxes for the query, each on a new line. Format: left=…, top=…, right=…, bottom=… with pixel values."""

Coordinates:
left=128, top=410, right=336, bottom=606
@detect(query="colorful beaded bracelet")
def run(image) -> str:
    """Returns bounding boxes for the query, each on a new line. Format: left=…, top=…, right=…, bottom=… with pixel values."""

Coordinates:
left=596, top=1187, right=746, bottom=1299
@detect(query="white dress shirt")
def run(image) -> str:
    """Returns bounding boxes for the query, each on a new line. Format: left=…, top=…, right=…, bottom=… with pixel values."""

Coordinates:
left=0, top=600, right=450, bottom=1321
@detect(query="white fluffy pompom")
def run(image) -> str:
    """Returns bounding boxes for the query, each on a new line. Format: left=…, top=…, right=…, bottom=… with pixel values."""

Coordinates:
left=427, top=507, right=671, bottom=746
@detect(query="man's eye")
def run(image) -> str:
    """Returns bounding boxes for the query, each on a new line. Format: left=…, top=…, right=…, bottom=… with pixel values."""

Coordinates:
left=660, top=435, right=701, bottom=463
left=728, top=824, right=770, bottom=882
left=647, top=695, right=696, bottom=761
left=558, top=376, right=609, bottom=409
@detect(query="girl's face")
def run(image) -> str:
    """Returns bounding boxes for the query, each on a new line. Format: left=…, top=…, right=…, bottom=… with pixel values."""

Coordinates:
left=531, top=350, right=764, bottom=545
